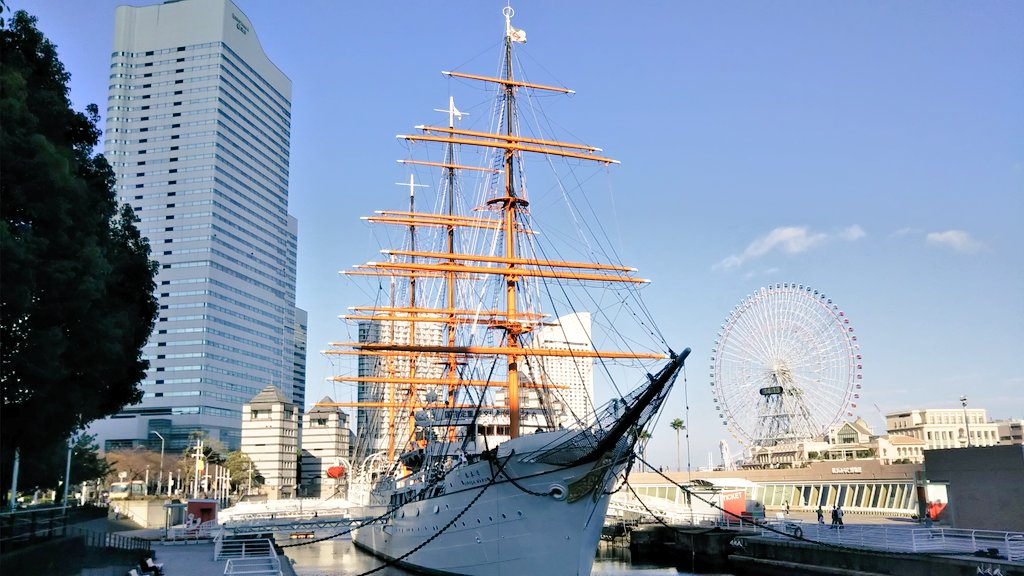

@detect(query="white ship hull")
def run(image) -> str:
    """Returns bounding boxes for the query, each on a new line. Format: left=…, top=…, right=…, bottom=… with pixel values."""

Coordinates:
left=352, top=439, right=622, bottom=575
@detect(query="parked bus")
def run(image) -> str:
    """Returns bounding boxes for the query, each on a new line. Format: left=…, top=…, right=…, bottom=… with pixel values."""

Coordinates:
left=108, top=480, right=146, bottom=500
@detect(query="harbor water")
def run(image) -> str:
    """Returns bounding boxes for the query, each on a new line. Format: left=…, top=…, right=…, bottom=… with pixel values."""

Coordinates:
left=284, top=539, right=733, bottom=575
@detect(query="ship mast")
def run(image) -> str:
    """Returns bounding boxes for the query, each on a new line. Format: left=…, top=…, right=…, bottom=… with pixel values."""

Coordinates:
left=320, top=6, right=665, bottom=449
left=499, top=6, right=524, bottom=438
left=399, top=175, right=427, bottom=454
left=432, top=97, right=464, bottom=415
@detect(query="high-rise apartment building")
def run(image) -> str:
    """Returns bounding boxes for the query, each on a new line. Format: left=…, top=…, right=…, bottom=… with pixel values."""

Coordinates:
left=355, top=320, right=444, bottom=454
left=523, top=312, right=594, bottom=425
left=90, top=0, right=300, bottom=453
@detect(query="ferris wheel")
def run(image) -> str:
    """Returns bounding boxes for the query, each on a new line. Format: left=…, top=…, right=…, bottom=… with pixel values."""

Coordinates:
left=710, top=283, right=862, bottom=448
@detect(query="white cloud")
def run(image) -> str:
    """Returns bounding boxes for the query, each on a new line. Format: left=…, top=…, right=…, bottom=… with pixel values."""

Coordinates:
left=925, top=230, right=983, bottom=254
left=890, top=227, right=918, bottom=238
left=714, top=225, right=865, bottom=270
left=838, top=225, right=866, bottom=241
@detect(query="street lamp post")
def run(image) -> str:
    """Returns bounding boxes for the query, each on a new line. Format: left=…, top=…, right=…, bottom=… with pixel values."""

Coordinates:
left=150, top=431, right=165, bottom=496
left=960, top=396, right=971, bottom=447
left=61, top=435, right=75, bottom=514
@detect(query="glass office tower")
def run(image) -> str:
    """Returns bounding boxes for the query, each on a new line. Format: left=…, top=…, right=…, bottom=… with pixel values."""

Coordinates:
left=92, top=0, right=302, bottom=452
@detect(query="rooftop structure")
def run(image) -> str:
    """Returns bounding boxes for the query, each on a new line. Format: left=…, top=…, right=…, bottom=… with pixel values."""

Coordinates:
left=241, top=385, right=298, bottom=499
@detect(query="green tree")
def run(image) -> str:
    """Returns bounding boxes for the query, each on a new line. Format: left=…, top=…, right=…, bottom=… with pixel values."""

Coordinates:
left=224, top=451, right=262, bottom=494
left=637, top=430, right=652, bottom=471
left=0, top=10, right=158, bottom=505
left=670, top=418, right=685, bottom=472
left=6, top=434, right=112, bottom=501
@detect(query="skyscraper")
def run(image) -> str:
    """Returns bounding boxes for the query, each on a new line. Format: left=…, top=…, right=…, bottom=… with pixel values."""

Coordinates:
left=91, top=0, right=300, bottom=453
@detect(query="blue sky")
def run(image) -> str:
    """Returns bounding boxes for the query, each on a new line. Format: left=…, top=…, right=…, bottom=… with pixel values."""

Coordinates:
left=21, top=0, right=1023, bottom=469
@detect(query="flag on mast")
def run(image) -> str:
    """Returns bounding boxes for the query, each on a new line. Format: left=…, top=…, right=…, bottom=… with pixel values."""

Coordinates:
left=508, top=25, right=527, bottom=43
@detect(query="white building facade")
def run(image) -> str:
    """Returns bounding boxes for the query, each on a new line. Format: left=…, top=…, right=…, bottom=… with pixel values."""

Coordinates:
left=886, top=408, right=1000, bottom=450
left=241, top=385, right=298, bottom=499
left=300, top=397, right=351, bottom=497
left=522, top=312, right=594, bottom=426
left=995, top=419, right=1024, bottom=445
left=90, top=0, right=301, bottom=453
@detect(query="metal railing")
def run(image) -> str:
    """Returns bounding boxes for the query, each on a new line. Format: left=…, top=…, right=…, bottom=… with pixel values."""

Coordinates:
left=223, top=556, right=282, bottom=575
left=221, top=537, right=281, bottom=575
left=70, top=526, right=152, bottom=553
left=0, top=508, right=69, bottom=552
left=0, top=507, right=149, bottom=555
left=215, top=534, right=274, bottom=560
left=753, top=522, right=1024, bottom=560
left=166, top=518, right=218, bottom=542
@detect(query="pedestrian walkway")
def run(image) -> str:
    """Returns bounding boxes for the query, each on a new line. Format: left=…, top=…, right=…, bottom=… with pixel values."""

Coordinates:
left=73, top=516, right=297, bottom=576
left=753, top=518, right=1024, bottom=561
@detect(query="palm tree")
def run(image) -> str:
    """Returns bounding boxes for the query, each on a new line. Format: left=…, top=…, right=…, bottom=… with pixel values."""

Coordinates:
left=638, top=431, right=652, bottom=471
left=670, top=418, right=685, bottom=472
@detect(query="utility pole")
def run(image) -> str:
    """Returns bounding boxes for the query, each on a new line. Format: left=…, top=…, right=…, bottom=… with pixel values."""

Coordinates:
left=151, top=431, right=165, bottom=496
left=192, top=439, right=204, bottom=498
left=960, top=395, right=972, bottom=447
left=8, top=447, right=19, bottom=512
left=61, top=436, right=74, bottom=513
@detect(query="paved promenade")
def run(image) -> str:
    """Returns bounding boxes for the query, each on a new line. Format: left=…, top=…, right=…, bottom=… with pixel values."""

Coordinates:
left=74, top=517, right=298, bottom=576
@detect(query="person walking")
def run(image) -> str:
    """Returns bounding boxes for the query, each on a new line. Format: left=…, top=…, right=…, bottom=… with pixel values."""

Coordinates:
left=837, top=505, right=844, bottom=529
left=783, top=500, right=790, bottom=515
left=830, top=505, right=839, bottom=529
left=816, top=506, right=824, bottom=525
left=114, top=504, right=121, bottom=520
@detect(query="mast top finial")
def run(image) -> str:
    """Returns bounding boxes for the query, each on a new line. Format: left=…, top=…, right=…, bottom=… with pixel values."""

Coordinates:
left=504, top=6, right=526, bottom=44
left=503, top=6, right=514, bottom=37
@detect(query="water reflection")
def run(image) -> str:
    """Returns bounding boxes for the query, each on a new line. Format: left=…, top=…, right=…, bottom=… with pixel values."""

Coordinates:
left=284, top=539, right=715, bottom=575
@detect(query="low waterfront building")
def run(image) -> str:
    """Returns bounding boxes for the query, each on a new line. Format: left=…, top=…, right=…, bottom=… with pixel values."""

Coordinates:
left=886, top=408, right=1000, bottom=449
left=619, top=461, right=924, bottom=520
left=875, top=434, right=926, bottom=464
left=742, top=417, right=925, bottom=468
left=300, top=397, right=351, bottom=498
left=241, top=385, right=298, bottom=499
left=923, top=444, right=1024, bottom=531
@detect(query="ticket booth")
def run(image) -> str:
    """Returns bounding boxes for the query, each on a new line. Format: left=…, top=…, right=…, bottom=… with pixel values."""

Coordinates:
left=186, top=498, right=219, bottom=525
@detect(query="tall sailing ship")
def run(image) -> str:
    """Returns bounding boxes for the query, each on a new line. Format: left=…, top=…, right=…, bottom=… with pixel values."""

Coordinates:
left=319, top=7, right=689, bottom=575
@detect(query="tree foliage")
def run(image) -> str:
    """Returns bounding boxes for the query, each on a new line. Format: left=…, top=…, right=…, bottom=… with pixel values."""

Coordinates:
left=224, top=450, right=264, bottom=492
left=5, top=434, right=112, bottom=498
left=670, top=418, right=685, bottom=472
left=105, top=448, right=163, bottom=483
left=0, top=10, right=158, bottom=501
